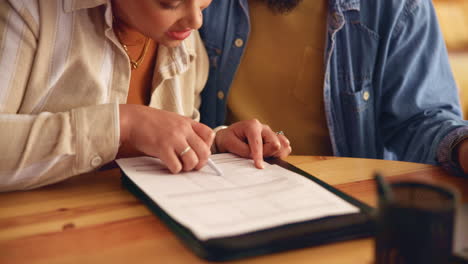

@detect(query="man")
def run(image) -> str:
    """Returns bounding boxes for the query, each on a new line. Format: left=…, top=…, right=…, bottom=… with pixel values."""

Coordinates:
left=199, top=0, right=468, bottom=175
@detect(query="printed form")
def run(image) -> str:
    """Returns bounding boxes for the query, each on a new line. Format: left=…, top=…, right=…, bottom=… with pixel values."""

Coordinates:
left=117, top=153, right=359, bottom=240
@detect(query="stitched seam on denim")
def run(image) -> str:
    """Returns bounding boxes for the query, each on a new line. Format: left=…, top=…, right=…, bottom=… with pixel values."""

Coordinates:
left=393, top=0, right=422, bottom=37
left=350, top=21, right=380, bottom=41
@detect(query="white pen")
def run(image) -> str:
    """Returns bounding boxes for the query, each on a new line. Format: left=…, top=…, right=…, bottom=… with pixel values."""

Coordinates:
left=207, top=158, right=223, bottom=176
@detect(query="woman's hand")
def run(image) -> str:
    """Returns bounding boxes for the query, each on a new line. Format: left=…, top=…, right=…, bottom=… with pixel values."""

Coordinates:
left=215, top=119, right=292, bottom=169
left=119, top=104, right=214, bottom=173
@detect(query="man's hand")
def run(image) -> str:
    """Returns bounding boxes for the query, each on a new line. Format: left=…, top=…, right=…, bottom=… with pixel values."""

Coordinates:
left=119, top=104, right=214, bottom=173
left=215, top=119, right=292, bottom=169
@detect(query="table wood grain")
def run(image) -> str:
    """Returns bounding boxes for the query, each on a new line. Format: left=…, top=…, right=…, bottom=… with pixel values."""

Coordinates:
left=1, top=156, right=467, bottom=264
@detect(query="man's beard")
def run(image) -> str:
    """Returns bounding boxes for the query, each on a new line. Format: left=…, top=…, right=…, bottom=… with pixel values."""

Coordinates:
left=260, top=0, right=304, bottom=14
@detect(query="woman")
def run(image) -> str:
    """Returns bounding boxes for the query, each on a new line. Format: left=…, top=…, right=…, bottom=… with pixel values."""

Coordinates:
left=0, top=0, right=291, bottom=191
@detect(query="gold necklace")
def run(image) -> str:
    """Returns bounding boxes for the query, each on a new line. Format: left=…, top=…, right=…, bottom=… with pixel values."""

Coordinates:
left=120, top=37, right=151, bottom=70
left=113, top=18, right=151, bottom=70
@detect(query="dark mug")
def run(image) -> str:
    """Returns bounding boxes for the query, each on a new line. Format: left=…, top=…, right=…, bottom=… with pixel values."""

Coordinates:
left=375, top=181, right=457, bottom=264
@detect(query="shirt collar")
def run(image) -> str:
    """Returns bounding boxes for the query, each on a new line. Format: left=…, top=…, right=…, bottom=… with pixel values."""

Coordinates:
left=328, top=0, right=360, bottom=12
left=156, top=37, right=197, bottom=81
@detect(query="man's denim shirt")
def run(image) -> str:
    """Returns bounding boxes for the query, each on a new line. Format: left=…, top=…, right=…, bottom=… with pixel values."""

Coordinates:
left=199, top=0, right=468, bottom=175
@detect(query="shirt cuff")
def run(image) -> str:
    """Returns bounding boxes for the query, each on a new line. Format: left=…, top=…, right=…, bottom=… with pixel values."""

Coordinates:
left=211, top=125, right=228, bottom=154
left=437, top=126, right=468, bottom=177
left=71, top=103, right=120, bottom=174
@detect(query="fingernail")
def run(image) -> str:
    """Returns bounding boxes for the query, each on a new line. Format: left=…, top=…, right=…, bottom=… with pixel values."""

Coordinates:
left=258, top=161, right=264, bottom=169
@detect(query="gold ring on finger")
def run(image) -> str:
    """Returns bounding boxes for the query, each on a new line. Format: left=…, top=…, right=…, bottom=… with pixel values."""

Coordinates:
left=179, top=146, right=192, bottom=157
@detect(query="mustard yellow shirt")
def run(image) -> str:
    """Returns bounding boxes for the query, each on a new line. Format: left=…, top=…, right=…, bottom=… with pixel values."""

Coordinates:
left=227, top=0, right=332, bottom=155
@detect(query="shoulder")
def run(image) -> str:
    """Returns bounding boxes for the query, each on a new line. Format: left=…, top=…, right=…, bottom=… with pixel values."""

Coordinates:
left=359, top=0, right=430, bottom=16
left=358, top=0, right=436, bottom=37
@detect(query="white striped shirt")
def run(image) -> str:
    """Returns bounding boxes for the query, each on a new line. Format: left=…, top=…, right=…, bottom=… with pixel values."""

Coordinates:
left=0, top=0, right=209, bottom=191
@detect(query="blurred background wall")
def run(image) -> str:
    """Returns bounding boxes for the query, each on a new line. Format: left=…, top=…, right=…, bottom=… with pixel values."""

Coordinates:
left=434, top=0, right=468, bottom=118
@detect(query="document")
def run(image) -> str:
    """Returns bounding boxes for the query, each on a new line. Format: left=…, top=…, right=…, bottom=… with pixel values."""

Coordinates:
left=117, top=153, right=359, bottom=241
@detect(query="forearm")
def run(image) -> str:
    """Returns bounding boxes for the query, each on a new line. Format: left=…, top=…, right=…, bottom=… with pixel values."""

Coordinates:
left=381, top=0, right=467, bottom=165
left=0, top=104, right=119, bottom=191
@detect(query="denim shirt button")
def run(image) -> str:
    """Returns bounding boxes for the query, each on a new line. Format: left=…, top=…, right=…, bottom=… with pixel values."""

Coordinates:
left=234, top=38, right=244, bottom=48
left=217, top=90, right=225, bottom=100
left=363, top=91, right=370, bottom=101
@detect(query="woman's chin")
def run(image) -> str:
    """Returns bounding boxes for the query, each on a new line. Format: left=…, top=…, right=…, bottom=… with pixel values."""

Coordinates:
left=160, top=39, right=184, bottom=48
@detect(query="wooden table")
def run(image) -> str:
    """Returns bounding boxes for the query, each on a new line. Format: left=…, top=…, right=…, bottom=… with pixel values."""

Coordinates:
left=1, top=156, right=467, bottom=264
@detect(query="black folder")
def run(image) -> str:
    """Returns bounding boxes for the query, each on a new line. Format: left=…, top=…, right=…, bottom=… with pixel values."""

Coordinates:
left=120, top=158, right=375, bottom=261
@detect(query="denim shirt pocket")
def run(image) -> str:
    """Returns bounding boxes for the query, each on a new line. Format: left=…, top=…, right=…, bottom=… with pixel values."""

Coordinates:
left=331, top=13, right=380, bottom=154
left=340, top=77, right=373, bottom=113
left=337, top=74, right=376, bottom=155
left=334, top=13, right=380, bottom=113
